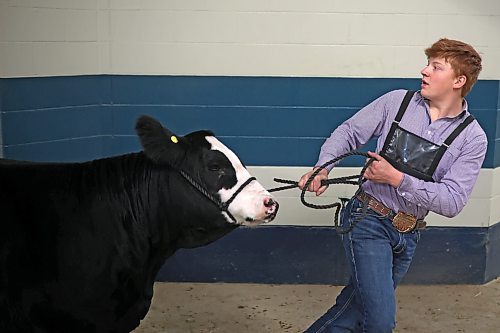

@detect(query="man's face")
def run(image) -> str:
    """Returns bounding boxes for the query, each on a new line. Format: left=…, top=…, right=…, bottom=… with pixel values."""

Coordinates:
left=420, top=57, right=460, bottom=100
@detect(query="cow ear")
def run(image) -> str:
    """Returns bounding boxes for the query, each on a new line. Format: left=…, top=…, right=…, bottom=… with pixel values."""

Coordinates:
left=135, top=115, right=187, bottom=166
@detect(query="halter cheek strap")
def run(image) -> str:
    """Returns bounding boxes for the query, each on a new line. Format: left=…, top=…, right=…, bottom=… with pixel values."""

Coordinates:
left=220, top=177, right=256, bottom=223
left=178, top=169, right=256, bottom=223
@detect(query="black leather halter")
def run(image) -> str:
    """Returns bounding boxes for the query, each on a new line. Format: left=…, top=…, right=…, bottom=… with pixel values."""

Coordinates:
left=178, top=170, right=256, bottom=223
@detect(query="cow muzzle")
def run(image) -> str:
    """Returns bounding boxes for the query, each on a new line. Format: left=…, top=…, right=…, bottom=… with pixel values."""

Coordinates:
left=233, top=192, right=279, bottom=226
left=179, top=170, right=278, bottom=225
left=222, top=180, right=279, bottom=225
left=263, top=197, right=279, bottom=222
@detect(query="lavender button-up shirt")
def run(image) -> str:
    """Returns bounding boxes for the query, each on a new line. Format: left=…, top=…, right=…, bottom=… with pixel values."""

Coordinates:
left=316, top=89, right=488, bottom=219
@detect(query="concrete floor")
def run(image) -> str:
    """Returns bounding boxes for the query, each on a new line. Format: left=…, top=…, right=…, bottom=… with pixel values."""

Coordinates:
left=133, top=278, right=500, bottom=332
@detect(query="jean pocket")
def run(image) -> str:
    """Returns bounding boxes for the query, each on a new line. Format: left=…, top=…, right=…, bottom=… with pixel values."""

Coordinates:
left=392, top=233, right=406, bottom=254
left=339, top=208, right=353, bottom=230
left=338, top=199, right=360, bottom=231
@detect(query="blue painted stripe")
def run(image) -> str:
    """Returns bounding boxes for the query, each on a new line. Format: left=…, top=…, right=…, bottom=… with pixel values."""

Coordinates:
left=3, top=136, right=112, bottom=162
left=1, top=75, right=110, bottom=112
left=156, top=224, right=497, bottom=285
left=109, top=76, right=499, bottom=110
left=221, top=137, right=377, bottom=167
left=497, top=109, right=500, bottom=136
left=2, top=106, right=112, bottom=145
left=111, top=105, right=361, bottom=137
left=1, top=76, right=499, bottom=167
left=110, top=76, right=418, bottom=107
left=158, top=226, right=350, bottom=284
left=2, top=75, right=497, bottom=111
left=105, top=135, right=377, bottom=167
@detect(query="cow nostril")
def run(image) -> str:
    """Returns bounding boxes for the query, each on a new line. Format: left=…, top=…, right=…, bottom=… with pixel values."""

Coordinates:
left=264, top=198, right=275, bottom=208
left=272, top=201, right=279, bottom=214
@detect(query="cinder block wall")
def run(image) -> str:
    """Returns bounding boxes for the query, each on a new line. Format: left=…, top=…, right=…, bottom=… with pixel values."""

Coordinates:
left=1, top=1, right=499, bottom=78
left=1, top=0, right=499, bottom=284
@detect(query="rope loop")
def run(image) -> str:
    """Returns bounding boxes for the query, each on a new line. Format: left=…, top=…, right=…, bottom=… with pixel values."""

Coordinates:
left=269, top=151, right=375, bottom=234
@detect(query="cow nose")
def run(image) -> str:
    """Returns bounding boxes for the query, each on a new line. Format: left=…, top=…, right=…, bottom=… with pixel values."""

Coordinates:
left=263, top=197, right=279, bottom=217
left=264, top=197, right=276, bottom=208
left=264, top=198, right=280, bottom=222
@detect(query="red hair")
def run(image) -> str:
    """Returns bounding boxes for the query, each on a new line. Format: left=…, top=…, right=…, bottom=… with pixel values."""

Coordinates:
left=425, top=38, right=482, bottom=97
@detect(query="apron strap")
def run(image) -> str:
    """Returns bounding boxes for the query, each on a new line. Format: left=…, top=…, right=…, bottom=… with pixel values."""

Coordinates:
left=394, top=90, right=416, bottom=123
left=428, top=114, right=476, bottom=175
left=381, top=90, right=416, bottom=154
left=443, top=114, right=475, bottom=147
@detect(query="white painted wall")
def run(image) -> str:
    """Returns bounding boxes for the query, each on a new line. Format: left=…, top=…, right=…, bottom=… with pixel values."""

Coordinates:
left=0, top=0, right=499, bottom=78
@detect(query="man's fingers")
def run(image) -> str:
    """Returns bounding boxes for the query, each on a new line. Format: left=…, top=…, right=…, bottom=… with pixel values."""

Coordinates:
left=297, top=177, right=304, bottom=189
left=299, top=171, right=314, bottom=189
left=316, top=185, right=328, bottom=196
left=299, top=169, right=329, bottom=194
left=298, top=172, right=317, bottom=192
left=364, top=167, right=373, bottom=180
left=312, top=177, right=322, bottom=192
left=310, top=177, right=320, bottom=192
left=298, top=176, right=306, bottom=189
left=368, top=151, right=383, bottom=162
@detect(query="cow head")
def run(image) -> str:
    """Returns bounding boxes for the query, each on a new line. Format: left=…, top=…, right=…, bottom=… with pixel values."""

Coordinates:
left=135, top=115, right=278, bottom=226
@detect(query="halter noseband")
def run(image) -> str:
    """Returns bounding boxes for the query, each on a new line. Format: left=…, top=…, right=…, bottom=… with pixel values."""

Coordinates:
left=179, top=170, right=256, bottom=223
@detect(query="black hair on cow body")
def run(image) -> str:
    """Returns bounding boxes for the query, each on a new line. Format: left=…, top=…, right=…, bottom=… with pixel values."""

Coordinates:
left=0, top=115, right=277, bottom=332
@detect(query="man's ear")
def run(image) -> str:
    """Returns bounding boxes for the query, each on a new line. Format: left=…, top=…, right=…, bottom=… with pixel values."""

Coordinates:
left=453, top=75, right=467, bottom=89
left=135, top=115, right=188, bottom=166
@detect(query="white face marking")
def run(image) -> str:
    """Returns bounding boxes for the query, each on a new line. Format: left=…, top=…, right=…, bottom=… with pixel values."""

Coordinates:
left=205, top=136, right=278, bottom=225
left=205, top=136, right=249, bottom=186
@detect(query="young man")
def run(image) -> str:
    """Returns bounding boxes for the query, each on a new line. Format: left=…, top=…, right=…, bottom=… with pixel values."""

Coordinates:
left=298, top=38, right=487, bottom=332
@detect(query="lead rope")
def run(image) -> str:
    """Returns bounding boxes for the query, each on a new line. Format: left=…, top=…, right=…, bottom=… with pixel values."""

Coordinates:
left=268, top=151, right=375, bottom=234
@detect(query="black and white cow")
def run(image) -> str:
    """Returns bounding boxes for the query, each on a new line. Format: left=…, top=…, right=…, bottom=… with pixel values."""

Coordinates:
left=0, top=115, right=278, bottom=333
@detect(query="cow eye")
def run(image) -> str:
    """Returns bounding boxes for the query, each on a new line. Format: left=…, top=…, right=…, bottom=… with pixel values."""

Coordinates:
left=208, top=165, right=221, bottom=172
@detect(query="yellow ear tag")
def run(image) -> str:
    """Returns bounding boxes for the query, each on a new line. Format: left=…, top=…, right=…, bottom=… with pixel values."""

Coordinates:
left=170, top=135, right=178, bottom=144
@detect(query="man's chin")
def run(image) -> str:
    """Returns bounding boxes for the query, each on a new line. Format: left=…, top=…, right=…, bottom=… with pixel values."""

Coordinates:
left=420, top=89, right=431, bottom=99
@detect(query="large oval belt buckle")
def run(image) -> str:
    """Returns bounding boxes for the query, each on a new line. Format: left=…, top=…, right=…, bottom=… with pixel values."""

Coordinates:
left=392, top=212, right=417, bottom=233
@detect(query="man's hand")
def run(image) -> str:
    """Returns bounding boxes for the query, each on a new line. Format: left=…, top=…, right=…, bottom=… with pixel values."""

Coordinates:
left=364, top=151, right=403, bottom=188
left=298, top=168, right=329, bottom=196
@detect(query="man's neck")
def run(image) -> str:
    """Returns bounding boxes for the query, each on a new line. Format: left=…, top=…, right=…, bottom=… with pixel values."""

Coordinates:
left=428, top=94, right=464, bottom=122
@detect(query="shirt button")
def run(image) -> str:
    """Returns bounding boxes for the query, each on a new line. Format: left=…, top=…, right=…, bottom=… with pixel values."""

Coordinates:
left=427, top=130, right=432, bottom=135
left=401, top=192, right=406, bottom=197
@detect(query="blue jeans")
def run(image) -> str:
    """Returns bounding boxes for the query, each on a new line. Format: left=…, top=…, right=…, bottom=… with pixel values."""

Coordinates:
left=304, top=197, right=420, bottom=333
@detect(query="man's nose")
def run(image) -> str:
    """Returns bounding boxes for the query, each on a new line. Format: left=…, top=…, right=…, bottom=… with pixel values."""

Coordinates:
left=421, top=65, right=430, bottom=76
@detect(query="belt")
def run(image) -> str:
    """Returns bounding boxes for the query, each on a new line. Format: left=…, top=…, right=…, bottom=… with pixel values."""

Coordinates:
left=355, top=191, right=426, bottom=233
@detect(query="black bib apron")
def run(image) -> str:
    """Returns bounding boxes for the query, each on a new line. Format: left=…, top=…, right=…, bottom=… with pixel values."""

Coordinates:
left=380, top=90, right=475, bottom=182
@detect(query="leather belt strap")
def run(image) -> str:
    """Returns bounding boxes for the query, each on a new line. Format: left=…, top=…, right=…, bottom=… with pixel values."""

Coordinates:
left=356, top=191, right=426, bottom=233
